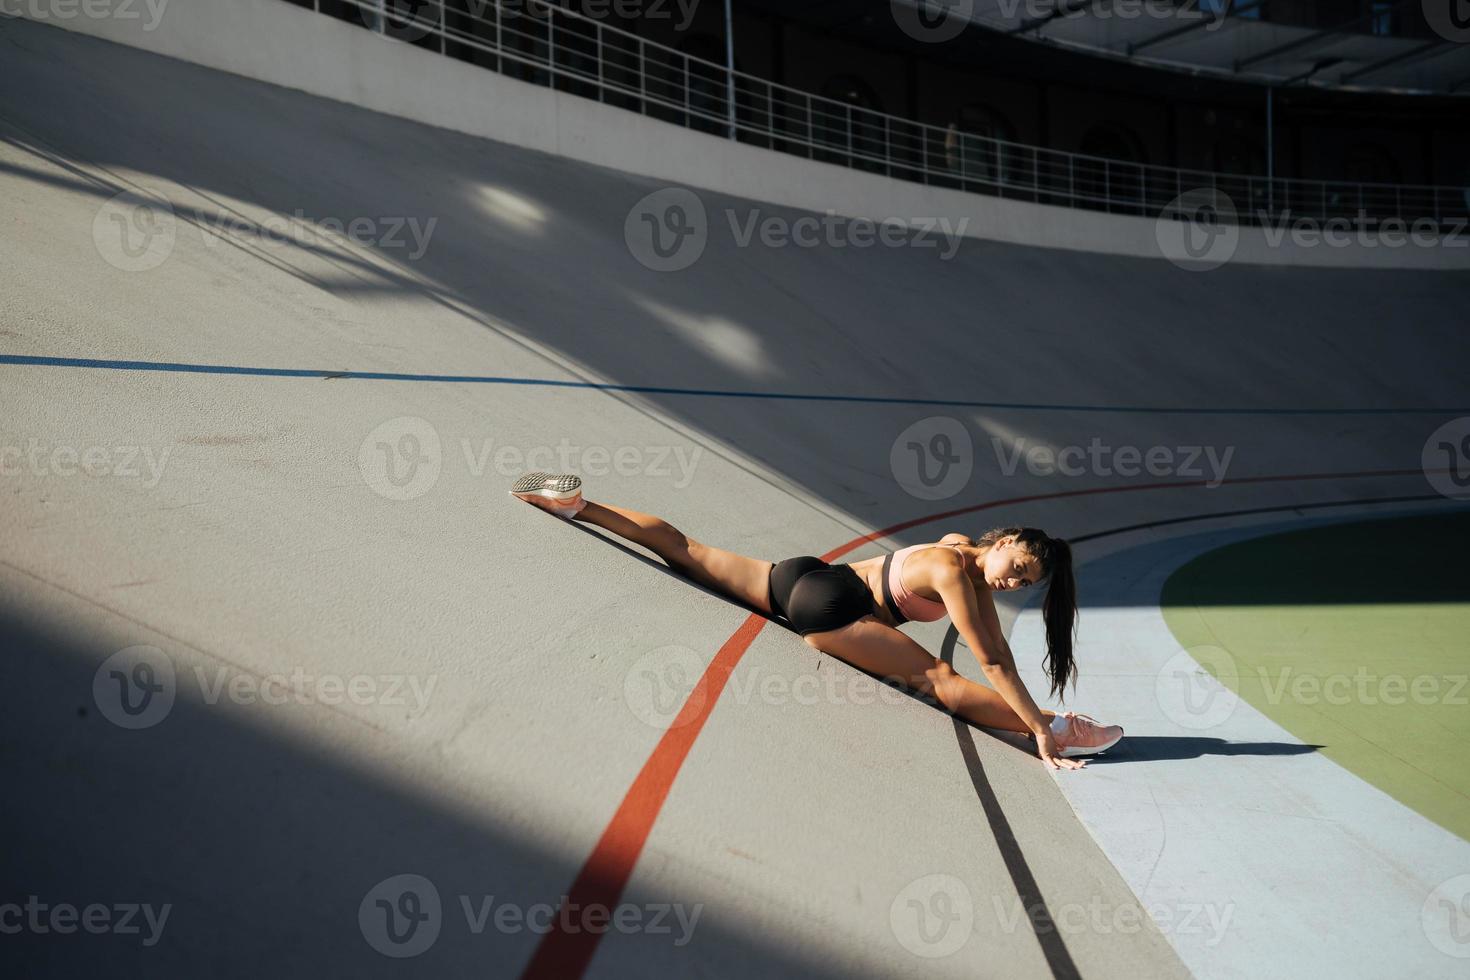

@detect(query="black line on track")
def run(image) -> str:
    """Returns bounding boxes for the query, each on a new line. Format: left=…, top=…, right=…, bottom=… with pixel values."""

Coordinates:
left=932, top=491, right=1461, bottom=980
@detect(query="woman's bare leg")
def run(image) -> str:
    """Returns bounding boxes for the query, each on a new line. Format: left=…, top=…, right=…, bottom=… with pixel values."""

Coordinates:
left=571, top=500, right=775, bottom=616
left=803, top=617, right=1055, bottom=733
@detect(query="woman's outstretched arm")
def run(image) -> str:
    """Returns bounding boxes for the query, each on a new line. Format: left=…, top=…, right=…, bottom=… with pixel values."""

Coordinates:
left=934, top=566, right=1072, bottom=768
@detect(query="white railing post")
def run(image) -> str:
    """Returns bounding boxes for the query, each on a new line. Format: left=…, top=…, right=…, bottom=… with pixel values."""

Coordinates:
left=805, top=94, right=814, bottom=159
left=921, top=124, right=928, bottom=185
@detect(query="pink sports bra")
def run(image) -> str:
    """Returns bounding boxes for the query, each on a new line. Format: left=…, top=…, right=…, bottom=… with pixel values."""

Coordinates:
left=884, top=543, right=961, bottom=624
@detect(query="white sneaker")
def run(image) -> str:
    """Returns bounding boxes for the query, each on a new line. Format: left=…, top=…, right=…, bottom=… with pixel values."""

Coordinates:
left=1051, top=711, right=1125, bottom=757
left=509, top=471, right=586, bottom=518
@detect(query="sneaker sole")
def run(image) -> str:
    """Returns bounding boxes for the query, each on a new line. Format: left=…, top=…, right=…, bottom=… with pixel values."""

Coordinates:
left=1058, top=727, right=1124, bottom=757
left=509, top=471, right=582, bottom=501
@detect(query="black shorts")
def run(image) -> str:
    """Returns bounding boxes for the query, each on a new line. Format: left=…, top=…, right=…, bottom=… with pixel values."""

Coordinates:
left=767, top=556, right=874, bottom=636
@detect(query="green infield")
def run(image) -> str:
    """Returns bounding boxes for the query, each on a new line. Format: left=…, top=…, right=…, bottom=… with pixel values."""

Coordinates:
left=1161, top=510, right=1470, bottom=842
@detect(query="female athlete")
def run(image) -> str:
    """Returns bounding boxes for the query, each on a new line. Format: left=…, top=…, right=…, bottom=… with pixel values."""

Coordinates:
left=510, top=471, right=1124, bottom=769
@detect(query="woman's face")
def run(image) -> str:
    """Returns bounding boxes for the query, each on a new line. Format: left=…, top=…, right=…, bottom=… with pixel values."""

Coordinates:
left=983, top=539, right=1041, bottom=592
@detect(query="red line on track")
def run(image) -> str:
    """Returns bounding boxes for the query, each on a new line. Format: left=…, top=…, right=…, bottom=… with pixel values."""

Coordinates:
left=519, top=466, right=1429, bottom=978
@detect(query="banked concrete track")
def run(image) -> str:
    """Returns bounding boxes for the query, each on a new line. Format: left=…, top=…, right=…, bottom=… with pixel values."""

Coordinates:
left=1, top=16, right=1467, bottom=979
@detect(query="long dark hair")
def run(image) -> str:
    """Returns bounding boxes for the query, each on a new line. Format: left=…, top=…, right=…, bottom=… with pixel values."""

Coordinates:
left=974, top=526, right=1078, bottom=702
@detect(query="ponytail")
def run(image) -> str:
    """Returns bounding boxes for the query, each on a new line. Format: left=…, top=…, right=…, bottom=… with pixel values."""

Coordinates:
left=1039, top=537, right=1077, bottom=702
left=974, top=526, right=1079, bottom=702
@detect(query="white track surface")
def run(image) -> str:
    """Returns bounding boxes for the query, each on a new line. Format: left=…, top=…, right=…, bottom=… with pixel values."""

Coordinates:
left=2, top=16, right=1468, bottom=979
left=1010, top=504, right=1470, bottom=980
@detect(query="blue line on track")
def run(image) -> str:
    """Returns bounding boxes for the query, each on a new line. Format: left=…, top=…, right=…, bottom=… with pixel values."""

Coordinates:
left=2, top=353, right=1463, bottom=416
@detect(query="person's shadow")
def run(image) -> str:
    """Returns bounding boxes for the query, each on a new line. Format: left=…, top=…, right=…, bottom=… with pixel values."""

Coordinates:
left=937, top=627, right=1323, bottom=764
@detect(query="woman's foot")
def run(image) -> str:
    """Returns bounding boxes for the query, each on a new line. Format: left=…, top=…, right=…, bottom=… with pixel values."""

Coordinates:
left=509, top=471, right=586, bottom=518
left=1050, top=711, right=1125, bottom=757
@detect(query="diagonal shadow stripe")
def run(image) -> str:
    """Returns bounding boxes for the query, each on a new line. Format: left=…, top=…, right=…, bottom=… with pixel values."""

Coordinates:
left=520, top=467, right=1444, bottom=979
left=938, top=628, right=1082, bottom=979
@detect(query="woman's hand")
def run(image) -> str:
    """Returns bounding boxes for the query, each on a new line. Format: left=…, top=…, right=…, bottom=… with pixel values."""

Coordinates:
left=1035, top=731, right=1087, bottom=770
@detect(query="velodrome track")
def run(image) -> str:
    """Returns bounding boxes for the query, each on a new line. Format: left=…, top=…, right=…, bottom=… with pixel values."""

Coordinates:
left=1, top=16, right=1468, bottom=979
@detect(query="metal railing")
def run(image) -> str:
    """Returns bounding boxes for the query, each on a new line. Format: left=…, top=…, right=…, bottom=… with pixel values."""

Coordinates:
left=308, top=0, right=1468, bottom=230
